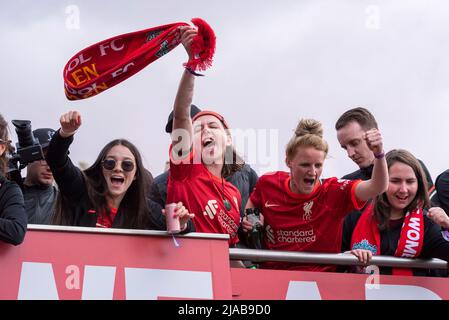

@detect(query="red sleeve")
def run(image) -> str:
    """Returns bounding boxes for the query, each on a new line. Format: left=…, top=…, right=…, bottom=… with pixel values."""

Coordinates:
left=350, top=180, right=366, bottom=210
left=326, top=178, right=366, bottom=218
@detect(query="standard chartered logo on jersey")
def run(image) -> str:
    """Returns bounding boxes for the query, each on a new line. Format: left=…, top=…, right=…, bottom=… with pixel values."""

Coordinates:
left=203, top=200, right=219, bottom=219
left=267, top=225, right=316, bottom=244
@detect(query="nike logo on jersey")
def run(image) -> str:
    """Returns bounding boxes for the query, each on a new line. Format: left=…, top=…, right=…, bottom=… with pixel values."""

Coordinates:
left=265, top=201, right=280, bottom=208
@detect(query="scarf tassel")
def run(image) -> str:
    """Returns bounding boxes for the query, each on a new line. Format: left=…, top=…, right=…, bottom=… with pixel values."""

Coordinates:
left=185, top=18, right=216, bottom=72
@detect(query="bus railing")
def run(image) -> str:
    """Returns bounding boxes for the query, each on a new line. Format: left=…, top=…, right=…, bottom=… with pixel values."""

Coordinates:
left=229, top=248, right=448, bottom=269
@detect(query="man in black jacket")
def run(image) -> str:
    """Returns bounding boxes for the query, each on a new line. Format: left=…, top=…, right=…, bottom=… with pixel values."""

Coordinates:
left=335, top=107, right=433, bottom=187
left=22, top=128, right=58, bottom=225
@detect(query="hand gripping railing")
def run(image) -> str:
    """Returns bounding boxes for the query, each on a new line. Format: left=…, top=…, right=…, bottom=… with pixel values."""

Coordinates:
left=229, top=248, right=448, bottom=269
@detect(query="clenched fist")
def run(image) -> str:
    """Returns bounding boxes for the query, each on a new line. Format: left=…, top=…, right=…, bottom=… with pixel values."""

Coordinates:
left=364, top=128, right=384, bottom=157
left=59, top=111, right=82, bottom=138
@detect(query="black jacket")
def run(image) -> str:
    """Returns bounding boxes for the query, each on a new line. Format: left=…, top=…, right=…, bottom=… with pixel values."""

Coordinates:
left=23, top=184, right=57, bottom=225
left=0, top=175, right=27, bottom=245
left=46, top=131, right=193, bottom=232
left=431, top=169, right=449, bottom=214
left=342, top=210, right=449, bottom=276
left=150, top=164, right=259, bottom=218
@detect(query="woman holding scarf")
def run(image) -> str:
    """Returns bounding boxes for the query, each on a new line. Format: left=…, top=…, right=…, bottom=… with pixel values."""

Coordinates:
left=166, top=26, right=243, bottom=247
left=345, top=149, right=449, bottom=276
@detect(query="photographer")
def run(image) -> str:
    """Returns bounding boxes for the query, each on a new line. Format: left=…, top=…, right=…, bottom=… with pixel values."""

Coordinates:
left=22, top=128, right=57, bottom=224
left=0, top=114, right=27, bottom=245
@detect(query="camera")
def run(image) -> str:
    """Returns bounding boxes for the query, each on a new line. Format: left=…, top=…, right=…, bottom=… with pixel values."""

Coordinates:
left=245, top=208, right=264, bottom=249
left=7, top=120, right=44, bottom=173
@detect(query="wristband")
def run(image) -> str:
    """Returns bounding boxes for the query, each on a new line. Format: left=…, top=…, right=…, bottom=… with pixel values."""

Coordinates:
left=442, top=229, right=449, bottom=242
left=374, top=152, right=385, bottom=159
left=185, top=66, right=205, bottom=77
left=59, top=128, right=77, bottom=138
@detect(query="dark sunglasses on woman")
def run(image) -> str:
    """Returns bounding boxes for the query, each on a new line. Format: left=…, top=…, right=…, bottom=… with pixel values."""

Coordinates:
left=102, top=159, right=135, bottom=172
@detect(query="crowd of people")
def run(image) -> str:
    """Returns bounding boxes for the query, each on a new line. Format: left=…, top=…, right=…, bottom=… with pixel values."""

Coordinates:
left=1, top=25, right=449, bottom=277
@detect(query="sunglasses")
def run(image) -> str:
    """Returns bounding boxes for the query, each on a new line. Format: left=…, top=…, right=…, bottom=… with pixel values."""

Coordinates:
left=0, top=139, right=11, bottom=144
left=102, top=159, right=135, bottom=172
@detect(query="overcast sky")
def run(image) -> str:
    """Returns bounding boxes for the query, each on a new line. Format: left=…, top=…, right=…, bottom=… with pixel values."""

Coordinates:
left=1, top=0, right=449, bottom=181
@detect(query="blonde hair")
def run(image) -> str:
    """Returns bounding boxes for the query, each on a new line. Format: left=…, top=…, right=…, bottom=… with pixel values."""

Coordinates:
left=286, top=119, right=329, bottom=161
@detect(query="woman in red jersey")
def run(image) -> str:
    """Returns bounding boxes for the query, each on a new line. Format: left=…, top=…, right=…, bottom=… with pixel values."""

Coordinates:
left=166, top=26, right=243, bottom=246
left=344, top=149, right=449, bottom=276
left=243, top=118, right=388, bottom=272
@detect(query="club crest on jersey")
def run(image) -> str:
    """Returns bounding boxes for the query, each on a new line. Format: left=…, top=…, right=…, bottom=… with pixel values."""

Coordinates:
left=303, top=201, right=313, bottom=221
left=337, top=179, right=350, bottom=190
left=352, top=239, right=377, bottom=255
left=265, top=225, right=276, bottom=244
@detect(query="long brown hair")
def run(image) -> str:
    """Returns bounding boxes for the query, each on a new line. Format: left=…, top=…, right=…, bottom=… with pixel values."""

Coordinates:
left=222, top=145, right=244, bottom=178
left=52, top=139, right=151, bottom=229
left=374, top=149, right=430, bottom=231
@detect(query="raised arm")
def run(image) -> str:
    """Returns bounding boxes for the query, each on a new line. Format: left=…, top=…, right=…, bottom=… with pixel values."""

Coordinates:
left=46, top=111, right=85, bottom=201
left=354, top=129, right=388, bottom=202
left=171, top=26, right=198, bottom=157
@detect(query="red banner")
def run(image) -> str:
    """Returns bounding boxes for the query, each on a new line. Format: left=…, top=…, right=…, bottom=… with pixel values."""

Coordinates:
left=0, top=227, right=232, bottom=300
left=231, top=268, right=449, bottom=300
left=2, top=227, right=449, bottom=300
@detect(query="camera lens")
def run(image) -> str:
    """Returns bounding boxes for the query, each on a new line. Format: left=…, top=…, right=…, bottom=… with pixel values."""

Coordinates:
left=12, top=120, right=36, bottom=148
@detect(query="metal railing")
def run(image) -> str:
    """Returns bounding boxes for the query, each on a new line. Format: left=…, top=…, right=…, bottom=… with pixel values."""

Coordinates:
left=229, top=248, right=448, bottom=269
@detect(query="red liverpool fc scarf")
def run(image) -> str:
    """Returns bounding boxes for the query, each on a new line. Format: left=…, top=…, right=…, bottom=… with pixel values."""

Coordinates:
left=351, top=204, right=424, bottom=276
left=63, top=18, right=216, bottom=100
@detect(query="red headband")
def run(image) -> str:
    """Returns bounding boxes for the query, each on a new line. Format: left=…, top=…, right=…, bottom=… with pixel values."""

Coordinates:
left=63, top=18, right=216, bottom=100
left=192, top=110, right=230, bottom=129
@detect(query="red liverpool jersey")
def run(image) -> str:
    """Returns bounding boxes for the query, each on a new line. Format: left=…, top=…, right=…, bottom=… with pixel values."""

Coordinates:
left=167, top=148, right=241, bottom=246
left=250, top=171, right=364, bottom=272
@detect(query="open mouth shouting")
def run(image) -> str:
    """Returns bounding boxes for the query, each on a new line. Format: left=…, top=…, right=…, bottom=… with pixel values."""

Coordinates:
left=304, top=178, right=316, bottom=186
left=110, top=175, right=125, bottom=189
left=202, top=137, right=215, bottom=149
left=299, top=177, right=317, bottom=194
